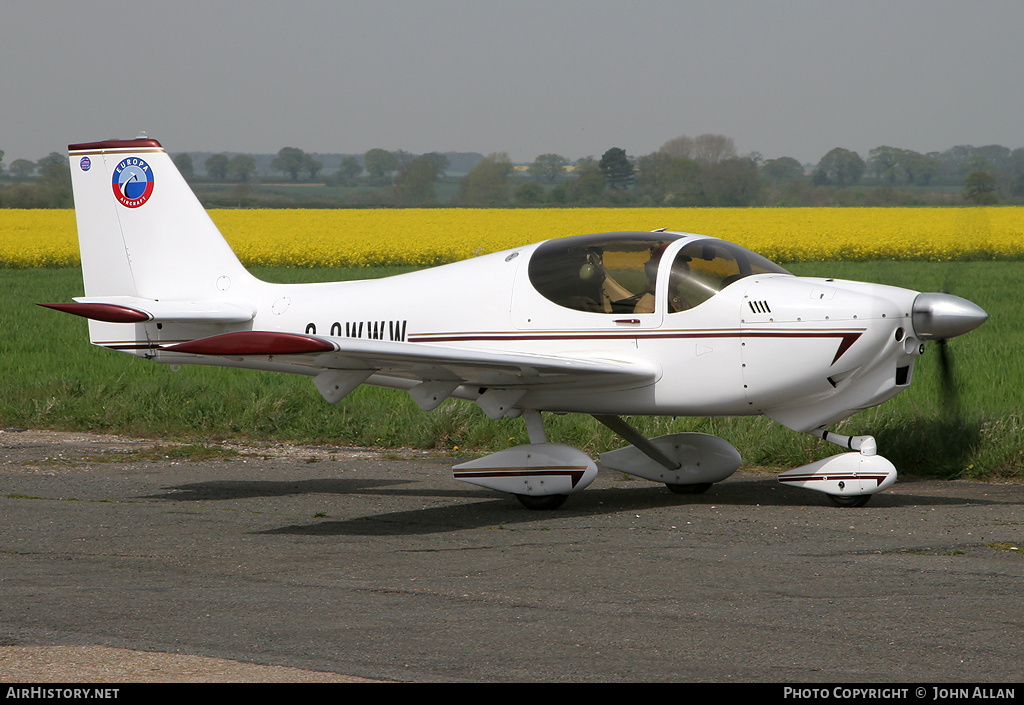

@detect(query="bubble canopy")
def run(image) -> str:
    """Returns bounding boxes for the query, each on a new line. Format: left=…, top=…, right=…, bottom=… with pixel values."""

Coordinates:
left=527, top=232, right=790, bottom=314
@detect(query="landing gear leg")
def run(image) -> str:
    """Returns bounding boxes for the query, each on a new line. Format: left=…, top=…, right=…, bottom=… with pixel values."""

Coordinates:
left=523, top=409, right=547, bottom=444
left=592, top=415, right=680, bottom=471
left=815, top=430, right=876, bottom=507
left=593, top=415, right=741, bottom=493
left=513, top=410, right=568, bottom=509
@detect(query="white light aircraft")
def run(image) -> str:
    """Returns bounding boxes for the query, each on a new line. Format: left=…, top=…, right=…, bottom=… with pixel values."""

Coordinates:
left=42, top=138, right=988, bottom=509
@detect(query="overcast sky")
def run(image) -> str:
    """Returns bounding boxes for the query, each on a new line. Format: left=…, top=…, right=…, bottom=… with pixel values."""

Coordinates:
left=3, top=0, right=1023, bottom=165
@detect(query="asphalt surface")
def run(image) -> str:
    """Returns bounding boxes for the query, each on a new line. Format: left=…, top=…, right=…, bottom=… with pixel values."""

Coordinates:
left=1, top=429, right=1022, bottom=684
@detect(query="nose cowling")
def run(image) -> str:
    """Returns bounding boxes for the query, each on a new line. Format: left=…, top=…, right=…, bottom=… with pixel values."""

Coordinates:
left=912, top=292, right=988, bottom=341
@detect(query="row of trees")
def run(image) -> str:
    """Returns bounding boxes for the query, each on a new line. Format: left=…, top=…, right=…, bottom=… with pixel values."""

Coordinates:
left=4, top=138, right=1024, bottom=207
left=810, top=144, right=1024, bottom=188
left=173, top=147, right=456, bottom=205
left=527, top=138, right=1024, bottom=207
left=259, top=137, right=1024, bottom=207
left=453, top=138, right=1024, bottom=207
left=0, top=151, right=73, bottom=207
left=806, top=145, right=1022, bottom=204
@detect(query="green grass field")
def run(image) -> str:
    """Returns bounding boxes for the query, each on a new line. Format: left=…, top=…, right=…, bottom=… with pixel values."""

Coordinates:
left=2, top=261, right=1019, bottom=480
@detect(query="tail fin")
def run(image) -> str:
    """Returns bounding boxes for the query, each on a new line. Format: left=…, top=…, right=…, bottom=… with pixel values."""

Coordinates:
left=68, top=138, right=256, bottom=300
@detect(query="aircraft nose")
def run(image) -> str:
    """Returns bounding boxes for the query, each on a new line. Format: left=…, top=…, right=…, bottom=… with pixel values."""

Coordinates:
left=911, top=292, right=988, bottom=340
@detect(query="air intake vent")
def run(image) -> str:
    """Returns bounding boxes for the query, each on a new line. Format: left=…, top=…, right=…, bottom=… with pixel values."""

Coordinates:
left=748, top=300, right=771, bottom=314
left=895, top=365, right=911, bottom=385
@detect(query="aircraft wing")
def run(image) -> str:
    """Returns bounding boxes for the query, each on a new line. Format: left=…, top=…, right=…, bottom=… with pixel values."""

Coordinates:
left=161, top=330, right=660, bottom=416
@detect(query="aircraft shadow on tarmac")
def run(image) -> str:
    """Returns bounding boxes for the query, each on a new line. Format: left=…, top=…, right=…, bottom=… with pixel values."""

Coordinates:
left=143, top=476, right=416, bottom=502
left=142, top=474, right=994, bottom=537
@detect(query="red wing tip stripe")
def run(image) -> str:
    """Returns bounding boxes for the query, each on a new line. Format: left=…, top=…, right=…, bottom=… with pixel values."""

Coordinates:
left=38, top=302, right=151, bottom=323
left=163, top=331, right=336, bottom=356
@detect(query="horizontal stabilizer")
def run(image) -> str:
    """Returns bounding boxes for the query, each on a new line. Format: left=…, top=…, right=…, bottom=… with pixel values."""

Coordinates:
left=39, top=302, right=150, bottom=323
left=39, top=297, right=255, bottom=324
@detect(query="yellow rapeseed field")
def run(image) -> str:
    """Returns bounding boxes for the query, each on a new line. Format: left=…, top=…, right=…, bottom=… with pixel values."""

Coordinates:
left=3, top=207, right=1024, bottom=268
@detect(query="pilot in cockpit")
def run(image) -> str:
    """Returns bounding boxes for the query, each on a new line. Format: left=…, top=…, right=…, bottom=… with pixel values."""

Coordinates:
left=580, top=247, right=632, bottom=313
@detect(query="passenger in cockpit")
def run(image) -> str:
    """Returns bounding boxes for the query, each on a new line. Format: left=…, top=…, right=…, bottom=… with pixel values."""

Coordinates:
left=633, top=243, right=669, bottom=314
left=668, top=258, right=694, bottom=312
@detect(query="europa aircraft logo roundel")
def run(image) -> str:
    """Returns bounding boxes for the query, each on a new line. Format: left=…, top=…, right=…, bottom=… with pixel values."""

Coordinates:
left=112, top=157, right=155, bottom=208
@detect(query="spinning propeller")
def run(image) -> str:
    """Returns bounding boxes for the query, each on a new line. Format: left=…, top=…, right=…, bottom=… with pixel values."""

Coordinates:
left=911, top=292, right=988, bottom=413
